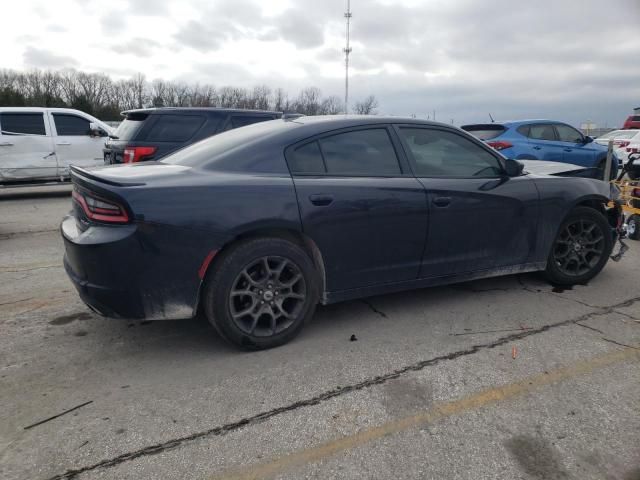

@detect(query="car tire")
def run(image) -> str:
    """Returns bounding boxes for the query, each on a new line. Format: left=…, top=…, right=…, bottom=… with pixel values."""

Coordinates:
left=203, top=237, right=319, bottom=350
left=628, top=215, right=640, bottom=241
left=544, top=207, right=613, bottom=286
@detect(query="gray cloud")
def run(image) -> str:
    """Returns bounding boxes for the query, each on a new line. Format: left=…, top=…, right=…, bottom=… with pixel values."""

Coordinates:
left=275, top=9, right=325, bottom=49
left=112, top=38, right=161, bottom=58
left=23, top=46, right=78, bottom=69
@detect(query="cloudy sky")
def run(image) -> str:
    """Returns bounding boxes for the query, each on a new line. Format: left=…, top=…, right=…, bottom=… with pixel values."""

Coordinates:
left=1, top=0, right=639, bottom=126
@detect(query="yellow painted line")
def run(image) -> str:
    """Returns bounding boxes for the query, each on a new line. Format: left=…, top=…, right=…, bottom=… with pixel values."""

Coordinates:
left=211, top=347, right=640, bottom=480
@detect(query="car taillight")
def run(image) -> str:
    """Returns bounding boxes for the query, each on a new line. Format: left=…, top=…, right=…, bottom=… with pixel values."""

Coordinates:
left=614, top=140, right=630, bottom=148
left=72, top=189, right=129, bottom=224
left=123, top=146, right=157, bottom=163
left=627, top=146, right=639, bottom=153
left=486, top=140, right=513, bottom=151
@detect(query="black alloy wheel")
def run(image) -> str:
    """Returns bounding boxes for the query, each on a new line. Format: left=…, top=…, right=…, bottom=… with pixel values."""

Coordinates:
left=204, top=237, right=318, bottom=350
left=229, top=256, right=307, bottom=336
left=545, top=207, right=613, bottom=285
left=553, top=219, right=605, bottom=277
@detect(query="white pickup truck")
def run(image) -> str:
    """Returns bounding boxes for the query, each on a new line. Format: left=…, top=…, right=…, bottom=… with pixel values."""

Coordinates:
left=0, top=107, right=113, bottom=184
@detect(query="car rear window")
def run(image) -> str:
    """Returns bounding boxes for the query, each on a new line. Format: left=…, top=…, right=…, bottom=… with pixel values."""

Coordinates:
left=145, top=114, right=206, bottom=142
left=631, top=116, right=640, bottom=121
left=0, top=113, right=46, bottom=135
left=608, top=131, right=638, bottom=140
left=288, top=141, right=326, bottom=174
left=318, top=129, right=401, bottom=176
left=460, top=124, right=505, bottom=140
left=114, top=113, right=149, bottom=141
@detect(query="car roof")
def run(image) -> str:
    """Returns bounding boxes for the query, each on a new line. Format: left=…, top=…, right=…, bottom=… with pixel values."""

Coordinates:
left=121, top=107, right=282, bottom=116
left=286, top=115, right=446, bottom=128
left=462, top=119, right=565, bottom=128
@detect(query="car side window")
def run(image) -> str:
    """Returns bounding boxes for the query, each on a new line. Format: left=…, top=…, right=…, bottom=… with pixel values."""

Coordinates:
left=317, top=128, right=401, bottom=176
left=146, top=114, right=206, bottom=142
left=398, top=127, right=503, bottom=177
left=528, top=124, right=557, bottom=141
left=230, top=116, right=274, bottom=129
left=53, top=114, right=90, bottom=136
left=288, top=141, right=326, bottom=174
left=0, top=113, right=46, bottom=135
left=555, top=124, right=584, bottom=143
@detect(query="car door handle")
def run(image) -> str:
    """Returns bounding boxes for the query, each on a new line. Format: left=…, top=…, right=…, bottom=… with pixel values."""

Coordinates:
left=563, top=148, right=572, bottom=152
left=56, top=142, right=72, bottom=146
left=532, top=146, right=542, bottom=150
left=0, top=142, right=14, bottom=146
left=309, top=194, right=334, bottom=206
left=433, top=196, right=451, bottom=207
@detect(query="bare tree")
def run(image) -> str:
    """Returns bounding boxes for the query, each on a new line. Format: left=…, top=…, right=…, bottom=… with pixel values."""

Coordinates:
left=319, top=96, right=343, bottom=115
left=353, top=95, right=379, bottom=115
left=0, top=68, right=380, bottom=120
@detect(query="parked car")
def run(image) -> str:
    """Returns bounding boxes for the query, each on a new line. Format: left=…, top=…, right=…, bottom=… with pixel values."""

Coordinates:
left=594, top=129, right=640, bottom=165
left=622, top=114, right=640, bottom=129
left=0, top=107, right=112, bottom=184
left=103, top=107, right=282, bottom=164
left=62, top=116, right=623, bottom=350
left=461, top=120, right=617, bottom=178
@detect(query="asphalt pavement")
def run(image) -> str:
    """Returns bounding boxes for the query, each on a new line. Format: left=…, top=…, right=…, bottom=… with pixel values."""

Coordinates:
left=0, top=187, right=638, bottom=480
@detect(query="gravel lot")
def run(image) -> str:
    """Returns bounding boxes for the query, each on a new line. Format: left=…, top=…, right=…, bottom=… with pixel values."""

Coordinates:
left=1, top=186, right=638, bottom=480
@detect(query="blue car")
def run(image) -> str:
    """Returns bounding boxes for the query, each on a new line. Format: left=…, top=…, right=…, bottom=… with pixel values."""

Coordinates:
left=461, top=120, right=617, bottom=178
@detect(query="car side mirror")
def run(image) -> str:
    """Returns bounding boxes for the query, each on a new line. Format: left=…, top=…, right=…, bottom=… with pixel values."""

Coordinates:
left=583, top=136, right=593, bottom=144
left=89, top=122, right=104, bottom=137
left=504, top=158, right=524, bottom=177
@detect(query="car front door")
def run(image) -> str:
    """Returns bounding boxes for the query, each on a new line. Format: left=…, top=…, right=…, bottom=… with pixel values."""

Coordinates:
left=395, top=126, right=539, bottom=278
left=554, top=123, right=596, bottom=168
left=50, top=112, right=106, bottom=176
left=0, top=111, right=56, bottom=182
left=286, top=126, right=429, bottom=292
left=526, top=123, right=564, bottom=162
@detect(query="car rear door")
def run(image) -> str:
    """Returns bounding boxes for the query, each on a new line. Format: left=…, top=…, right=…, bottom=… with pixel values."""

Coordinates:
left=286, top=125, right=428, bottom=292
left=526, top=123, right=564, bottom=162
left=49, top=112, right=106, bottom=176
left=394, top=125, right=539, bottom=277
left=0, top=111, right=57, bottom=182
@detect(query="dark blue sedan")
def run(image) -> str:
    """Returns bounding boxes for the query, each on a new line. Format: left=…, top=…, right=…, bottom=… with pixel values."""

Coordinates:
left=461, top=120, right=618, bottom=177
left=62, top=116, right=622, bottom=349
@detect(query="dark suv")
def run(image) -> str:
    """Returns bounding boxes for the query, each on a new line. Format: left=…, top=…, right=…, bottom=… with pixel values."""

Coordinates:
left=104, top=108, right=282, bottom=164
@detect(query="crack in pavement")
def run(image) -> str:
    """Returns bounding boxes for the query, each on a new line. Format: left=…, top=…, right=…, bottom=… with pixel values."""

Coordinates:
left=601, top=337, right=640, bottom=350
left=0, top=264, right=61, bottom=273
left=360, top=299, right=388, bottom=318
left=47, top=294, right=640, bottom=480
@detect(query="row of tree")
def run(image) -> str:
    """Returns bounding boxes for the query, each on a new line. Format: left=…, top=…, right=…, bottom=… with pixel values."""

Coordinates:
left=0, top=69, right=379, bottom=120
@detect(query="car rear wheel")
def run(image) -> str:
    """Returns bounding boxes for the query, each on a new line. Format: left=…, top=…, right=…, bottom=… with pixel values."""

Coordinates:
left=628, top=215, right=640, bottom=240
left=203, top=237, right=319, bottom=350
left=544, top=207, right=613, bottom=285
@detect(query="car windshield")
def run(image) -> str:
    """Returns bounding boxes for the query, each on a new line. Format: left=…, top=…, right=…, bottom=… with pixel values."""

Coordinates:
left=162, top=119, right=298, bottom=167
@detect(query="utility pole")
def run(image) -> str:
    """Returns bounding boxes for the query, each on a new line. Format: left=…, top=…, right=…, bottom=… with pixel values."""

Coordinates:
left=343, top=0, right=352, bottom=114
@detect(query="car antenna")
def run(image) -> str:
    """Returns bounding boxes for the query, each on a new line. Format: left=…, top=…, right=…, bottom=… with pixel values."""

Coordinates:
left=489, top=113, right=495, bottom=123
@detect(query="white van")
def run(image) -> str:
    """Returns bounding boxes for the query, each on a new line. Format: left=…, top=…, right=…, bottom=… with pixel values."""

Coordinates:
left=0, top=108, right=113, bottom=184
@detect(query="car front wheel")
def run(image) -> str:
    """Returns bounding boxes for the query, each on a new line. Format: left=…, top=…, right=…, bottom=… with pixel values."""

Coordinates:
left=544, top=207, right=613, bottom=285
left=203, top=237, right=319, bottom=350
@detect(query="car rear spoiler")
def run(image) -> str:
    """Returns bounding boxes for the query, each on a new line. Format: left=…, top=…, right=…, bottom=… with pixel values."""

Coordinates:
left=70, top=165, right=145, bottom=187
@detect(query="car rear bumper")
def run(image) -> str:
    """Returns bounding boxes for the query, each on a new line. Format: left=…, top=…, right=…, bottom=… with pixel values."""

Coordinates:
left=61, top=215, right=202, bottom=320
